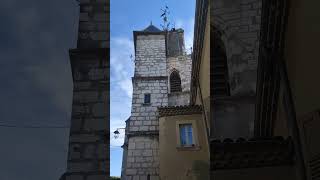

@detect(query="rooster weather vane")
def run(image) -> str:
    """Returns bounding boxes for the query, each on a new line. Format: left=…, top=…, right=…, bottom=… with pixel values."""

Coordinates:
left=160, top=5, right=171, bottom=31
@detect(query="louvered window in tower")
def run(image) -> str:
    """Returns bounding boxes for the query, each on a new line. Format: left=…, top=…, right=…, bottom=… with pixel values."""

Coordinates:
left=170, top=71, right=182, bottom=93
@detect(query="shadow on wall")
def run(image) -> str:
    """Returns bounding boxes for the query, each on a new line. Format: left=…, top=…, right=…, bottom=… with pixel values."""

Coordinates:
left=192, top=160, right=210, bottom=180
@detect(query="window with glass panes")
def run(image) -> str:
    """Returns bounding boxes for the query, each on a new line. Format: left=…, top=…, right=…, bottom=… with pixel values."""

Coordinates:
left=179, top=124, right=193, bottom=146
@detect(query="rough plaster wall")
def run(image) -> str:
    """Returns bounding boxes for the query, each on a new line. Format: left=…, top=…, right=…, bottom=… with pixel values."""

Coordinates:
left=212, top=0, right=262, bottom=96
left=212, top=102, right=255, bottom=139
left=167, top=55, right=192, bottom=106
left=135, top=35, right=166, bottom=77
left=124, top=136, right=159, bottom=180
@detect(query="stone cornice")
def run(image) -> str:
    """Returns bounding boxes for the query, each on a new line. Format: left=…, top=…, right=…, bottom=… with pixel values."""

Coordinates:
left=69, top=48, right=108, bottom=58
left=126, top=130, right=159, bottom=138
left=132, top=76, right=168, bottom=81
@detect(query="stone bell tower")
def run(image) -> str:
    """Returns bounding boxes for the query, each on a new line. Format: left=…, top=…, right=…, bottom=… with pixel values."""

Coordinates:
left=122, top=21, right=192, bottom=179
left=59, top=0, right=109, bottom=179
left=122, top=24, right=168, bottom=180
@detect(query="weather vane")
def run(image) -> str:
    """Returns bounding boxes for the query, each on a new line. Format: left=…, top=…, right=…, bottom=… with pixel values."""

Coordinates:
left=160, top=5, right=171, bottom=31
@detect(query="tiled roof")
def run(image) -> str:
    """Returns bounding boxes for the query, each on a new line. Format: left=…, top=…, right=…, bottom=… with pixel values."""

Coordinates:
left=210, top=136, right=294, bottom=170
left=158, top=105, right=202, bottom=117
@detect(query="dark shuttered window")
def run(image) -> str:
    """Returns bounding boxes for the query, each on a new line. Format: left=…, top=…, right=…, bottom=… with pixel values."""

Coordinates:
left=170, top=70, right=182, bottom=93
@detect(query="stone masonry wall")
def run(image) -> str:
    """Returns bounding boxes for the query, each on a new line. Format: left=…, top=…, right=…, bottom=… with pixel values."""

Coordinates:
left=78, top=0, right=108, bottom=49
left=134, top=35, right=167, bottom=77
left=167, top=55, right=192, bottom=92
left=126, top=136, right=159, bottom=180
left=124, top=33, right=167, bottom=180
left=62, top=50, right=108, bottom=180
left=211, top=0, right=262, bottom=139
left=129, top=79, right=168, bottom=132
left=60, top=0, right=109, bottom=179
left=212, top=0, right=262, bottom=96
left=167, top=55, right=192, bottom=106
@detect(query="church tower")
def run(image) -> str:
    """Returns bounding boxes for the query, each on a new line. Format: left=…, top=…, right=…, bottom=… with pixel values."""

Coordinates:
left=60, top=0, right=109, bottom=179
left=124, top=24, right=168, bottom=180
left=122, top=23, right=192, bottom=180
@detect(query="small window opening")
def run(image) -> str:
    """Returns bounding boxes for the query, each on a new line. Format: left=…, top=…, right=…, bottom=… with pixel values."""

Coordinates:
left=144, top=94, right=151, bottom=104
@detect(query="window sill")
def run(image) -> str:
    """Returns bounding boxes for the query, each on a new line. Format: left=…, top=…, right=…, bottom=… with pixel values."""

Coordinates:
left=142, top=103, right=151, bottom=106
left=176, top=145, right=201, bottom=151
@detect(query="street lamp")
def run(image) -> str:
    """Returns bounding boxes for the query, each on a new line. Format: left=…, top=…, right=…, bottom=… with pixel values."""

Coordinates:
left=113, top=128, right=125, bottom=139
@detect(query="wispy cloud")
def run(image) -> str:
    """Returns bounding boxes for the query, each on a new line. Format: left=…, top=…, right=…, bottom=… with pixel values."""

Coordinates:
left=110, top=37, right=134, bottom=147
left=111, top=37, right=134, bottom=98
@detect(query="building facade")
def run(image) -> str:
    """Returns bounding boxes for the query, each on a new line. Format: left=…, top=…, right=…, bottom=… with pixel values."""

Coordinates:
left=121, top=24, right=192, bottom=180
left=123, top=0, right=320, bottom=179
left=59, top=0, right=109, bottom=179
left=211, top=0, right=320, bottom=179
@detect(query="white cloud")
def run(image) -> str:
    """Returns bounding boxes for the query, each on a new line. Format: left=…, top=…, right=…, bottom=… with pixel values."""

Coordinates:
left=110, top=37, right=134, bottom=99
left=110, top=37, right=134, bottom=147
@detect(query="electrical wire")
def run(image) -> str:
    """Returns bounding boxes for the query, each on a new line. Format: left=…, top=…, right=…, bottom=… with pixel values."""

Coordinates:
left=0, top=123, right=70, bottom=129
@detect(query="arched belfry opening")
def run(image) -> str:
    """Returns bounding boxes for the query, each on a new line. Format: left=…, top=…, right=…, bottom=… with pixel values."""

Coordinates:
left=211, top=27, right=230, bottom=98
left=170, top=70, right=182, bottom=93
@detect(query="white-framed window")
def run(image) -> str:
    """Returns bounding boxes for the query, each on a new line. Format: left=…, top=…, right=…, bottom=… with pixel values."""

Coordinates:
left=179, top=123, right=194, bottom=146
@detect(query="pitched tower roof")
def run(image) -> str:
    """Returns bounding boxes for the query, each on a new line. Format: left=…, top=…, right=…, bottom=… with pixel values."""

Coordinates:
left=133, top=22, right=165, bottom=53
left=142, top=22, right=162, bottom=32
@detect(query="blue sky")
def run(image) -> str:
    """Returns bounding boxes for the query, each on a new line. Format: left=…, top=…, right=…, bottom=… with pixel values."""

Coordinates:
left=110, top=0, right=196, bottom=177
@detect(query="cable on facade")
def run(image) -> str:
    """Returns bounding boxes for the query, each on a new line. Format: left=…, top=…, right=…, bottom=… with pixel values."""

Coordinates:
left=0, top=123, right=70, bottom=129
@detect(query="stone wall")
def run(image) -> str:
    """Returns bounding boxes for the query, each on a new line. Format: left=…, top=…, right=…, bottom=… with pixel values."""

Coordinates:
left=166, top=29, right=186, bottom=57
left=168, top=92, right=190, bottom=106
left=129, top=78, right=168, bottom=132
left=167, top=55, right=192, bottom=106
left=134, top=35, right=166, bottom=77
left=60, top=0, right=109, bottom=179
left=124, top=26, right=192, bottom=179
left=77, top=0, right=108, bottom=49
left=126, top=136, right=159, bottom=180
left=212, top=0, right=262, bottom=96
left=167, top=55, right=192, bottom=92
left=211, top=0, right=262, bottom=139
left=61, top=49, right=109, bottom=180
left=124, top=33, right=168, bottom=180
